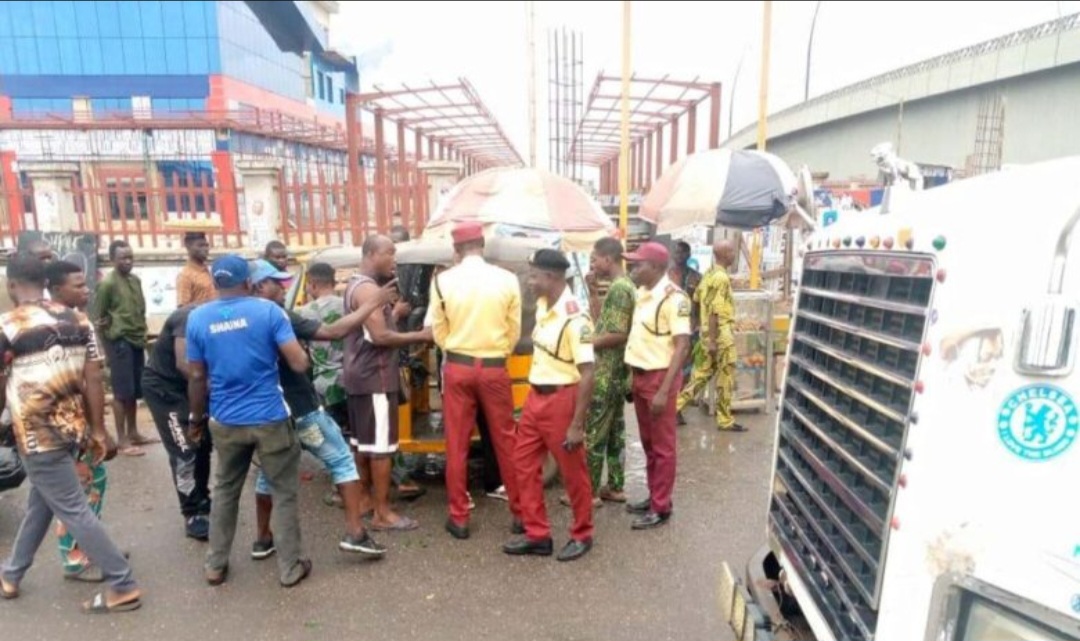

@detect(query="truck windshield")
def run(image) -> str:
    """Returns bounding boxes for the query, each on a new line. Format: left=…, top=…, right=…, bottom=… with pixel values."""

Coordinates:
left=959, top=598, right=1077, bottom=641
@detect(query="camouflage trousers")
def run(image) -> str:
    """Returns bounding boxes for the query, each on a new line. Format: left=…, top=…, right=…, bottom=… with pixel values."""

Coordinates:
left=56, top=451, right=108, bottom=574
left=676, top=341, right=737, bottom=429
left=585, top=379, right=627, bottom=494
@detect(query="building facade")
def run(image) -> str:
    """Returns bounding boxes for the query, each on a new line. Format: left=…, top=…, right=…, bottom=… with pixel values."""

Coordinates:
left=0, top=0, right=384, bottom=250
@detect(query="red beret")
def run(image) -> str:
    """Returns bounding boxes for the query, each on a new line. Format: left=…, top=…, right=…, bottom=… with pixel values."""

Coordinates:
left=624, top=241, right=670, bottom=264
left=451, top=221, right=484, bottom=244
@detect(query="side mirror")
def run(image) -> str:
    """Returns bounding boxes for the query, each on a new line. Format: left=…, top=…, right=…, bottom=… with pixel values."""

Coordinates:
left=1015, top=295, right=1078, bottom=376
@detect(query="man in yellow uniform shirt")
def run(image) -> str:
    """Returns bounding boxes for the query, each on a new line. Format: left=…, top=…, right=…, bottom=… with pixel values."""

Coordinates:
left=623, top=242, right=691, bottom=530
left=676, top=239, right=745, bottom=431
left=504, top=249, right=596, bottom=562
left=430, top=221, right=524, bottom=540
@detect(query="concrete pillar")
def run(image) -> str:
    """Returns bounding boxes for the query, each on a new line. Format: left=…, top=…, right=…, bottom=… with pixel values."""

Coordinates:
left=417, top=160, right=463, bottom=229
left=236, top=160, right=282, bottom=251
left=21, top=162, right=80, bottom=233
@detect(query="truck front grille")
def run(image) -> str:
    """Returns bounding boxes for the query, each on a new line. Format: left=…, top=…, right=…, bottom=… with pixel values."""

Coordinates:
left=770, top=251, right=935, bottom=641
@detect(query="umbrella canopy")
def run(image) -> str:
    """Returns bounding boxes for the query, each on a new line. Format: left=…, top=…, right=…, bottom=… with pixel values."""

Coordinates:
left=423, top=167, right=615, bottom=253
left=641, top=148, right=798, bottom=233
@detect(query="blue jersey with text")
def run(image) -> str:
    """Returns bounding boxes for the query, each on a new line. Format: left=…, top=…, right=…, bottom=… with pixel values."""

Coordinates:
left=186, top=296, right=296, bottom=426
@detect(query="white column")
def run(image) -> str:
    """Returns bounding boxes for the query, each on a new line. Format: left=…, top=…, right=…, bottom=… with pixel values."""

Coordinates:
left=21, top=162, right=80, bottom=233
left=236, top=160, right=282, bottom=251
left=417, top=160, right=463, bottom=222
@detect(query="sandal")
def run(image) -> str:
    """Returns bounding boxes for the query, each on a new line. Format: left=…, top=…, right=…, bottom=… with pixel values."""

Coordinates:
left=65, top=565, right=105, bottom=583
left=369, top=515, right=419, bottom=532
left=82, top=591, right=142, bottom=614
left=396, top=485, right=427, bottom=501
left=129, top=435, right=160, bottom=446
left=118, top=445, right=145, bottom=457
left=0, top=577, right=18, bottom=599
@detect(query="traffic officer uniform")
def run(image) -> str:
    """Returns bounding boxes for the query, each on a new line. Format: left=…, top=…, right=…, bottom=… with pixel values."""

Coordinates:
left=624, top=243, right=692, bottom=522
left=429, top=221, right=524, bottom=535
left=676, top=263, right=740, bottom=430
left=512, top=250, right=596, bottom=554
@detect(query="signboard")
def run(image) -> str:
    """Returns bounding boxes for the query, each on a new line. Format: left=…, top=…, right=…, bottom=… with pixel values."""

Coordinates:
left=0, top=129, right=216, bottom=161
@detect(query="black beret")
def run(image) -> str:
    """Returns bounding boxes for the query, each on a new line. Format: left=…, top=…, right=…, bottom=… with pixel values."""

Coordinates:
left=529, top=248, right=570, bottom=272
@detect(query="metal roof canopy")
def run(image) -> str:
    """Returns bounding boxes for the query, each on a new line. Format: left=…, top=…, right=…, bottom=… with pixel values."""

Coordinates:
left=568, top=74, right=719, bottom=167
left=353, top=79, right=524, bottom=168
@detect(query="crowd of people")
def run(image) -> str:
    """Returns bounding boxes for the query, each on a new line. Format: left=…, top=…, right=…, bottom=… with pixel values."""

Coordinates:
left=0, top=221, right=742, bottom=615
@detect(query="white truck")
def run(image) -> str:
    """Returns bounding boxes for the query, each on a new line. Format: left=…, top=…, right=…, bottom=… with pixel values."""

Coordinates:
left=722, top=155, right=1080, bottom=641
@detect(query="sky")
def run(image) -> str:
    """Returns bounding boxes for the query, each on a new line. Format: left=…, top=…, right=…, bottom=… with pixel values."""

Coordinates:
left=332, top=0, right=1076, bottom=179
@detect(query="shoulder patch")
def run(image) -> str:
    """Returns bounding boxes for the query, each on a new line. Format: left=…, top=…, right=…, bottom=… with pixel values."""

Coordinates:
left=676, top=295, right=691, bottom=318
left=566, top=300, right=580, bottom=315
left=579, top=322, right=593, bottom=345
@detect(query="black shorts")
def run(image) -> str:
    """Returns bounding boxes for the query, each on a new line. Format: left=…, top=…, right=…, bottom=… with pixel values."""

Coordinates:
left=345, top=394, right=399, bottom=456
left=104, top=339, right=144, bottom=402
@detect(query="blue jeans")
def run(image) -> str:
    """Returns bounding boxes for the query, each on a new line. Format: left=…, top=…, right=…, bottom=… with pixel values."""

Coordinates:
left=255, top=408, right=359, bottom=495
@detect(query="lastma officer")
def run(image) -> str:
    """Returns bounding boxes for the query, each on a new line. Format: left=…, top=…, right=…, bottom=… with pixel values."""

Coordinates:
left=504, top=249, right=597, bottom=562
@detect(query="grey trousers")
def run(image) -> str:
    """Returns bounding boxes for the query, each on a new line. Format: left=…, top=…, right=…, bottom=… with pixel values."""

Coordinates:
left=206, top=419, right=305, bottom=585
left=1, top=446, right=136, bottom=593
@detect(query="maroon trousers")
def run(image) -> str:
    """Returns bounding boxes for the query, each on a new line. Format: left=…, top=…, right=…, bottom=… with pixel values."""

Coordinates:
left=442, top=360, right=521, bottom=527
left=631, top=368, right=683, bottom=515
left=514, top=385, right=594, bottom=542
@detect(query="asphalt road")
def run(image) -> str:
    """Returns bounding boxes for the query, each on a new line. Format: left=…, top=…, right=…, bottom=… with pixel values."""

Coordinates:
left=0, top=404, right=776, bottom=641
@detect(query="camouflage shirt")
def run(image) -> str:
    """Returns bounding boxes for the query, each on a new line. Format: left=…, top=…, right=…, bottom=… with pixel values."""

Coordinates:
left=297, top=295, right=346, bottom=408
left=593, top=276, right=636, bottom=393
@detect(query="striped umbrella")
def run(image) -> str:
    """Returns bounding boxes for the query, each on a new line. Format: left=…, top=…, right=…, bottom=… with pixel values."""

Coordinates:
left=641, top=148, right=799, bottom=233
left=423, top=167, right=615, bottom=253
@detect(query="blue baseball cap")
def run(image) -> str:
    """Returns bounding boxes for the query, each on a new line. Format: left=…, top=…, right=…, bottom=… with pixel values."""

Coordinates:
left=249, top=259, right=292, bottom=286
left=211, top=254, right=250, bottom=289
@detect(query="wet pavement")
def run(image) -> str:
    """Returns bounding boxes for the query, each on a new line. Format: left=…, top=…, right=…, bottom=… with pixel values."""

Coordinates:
left=0, top=404, right=776, bottom=641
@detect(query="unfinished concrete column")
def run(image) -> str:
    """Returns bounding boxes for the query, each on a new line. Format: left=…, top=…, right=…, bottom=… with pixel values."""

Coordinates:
left=417, top=160, right=463, bottom=235
left=21, top=162, right=79, bottom=233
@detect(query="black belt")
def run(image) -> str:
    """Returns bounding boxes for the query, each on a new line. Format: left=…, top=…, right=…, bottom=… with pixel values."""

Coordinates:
left=631, top=367, right=665, bottom=375
left=446, top=352, right=506, bottom=368
left=532, top=383, right=573, bottom=395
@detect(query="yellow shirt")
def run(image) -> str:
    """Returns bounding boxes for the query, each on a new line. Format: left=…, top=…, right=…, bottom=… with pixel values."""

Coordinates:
left=697, top=266, right=736, bottom=348
left=529, top=288, right=595, bottom=385
left=430, top=255, right=522, bottom=358
left=625, top=276, right=692, bottom=371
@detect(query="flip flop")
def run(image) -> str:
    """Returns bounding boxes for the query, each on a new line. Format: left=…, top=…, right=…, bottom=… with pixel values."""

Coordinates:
left=82, top=591, right=142, bottom=614
left=119, top=446, right=145, bottom=457
left=130, top=435, right=160, bottom=446
left=0, top=577, right=18, bottom=599
left=396, top=485, right=427, bottom=501
left=369, top=515, right=419, bottom=532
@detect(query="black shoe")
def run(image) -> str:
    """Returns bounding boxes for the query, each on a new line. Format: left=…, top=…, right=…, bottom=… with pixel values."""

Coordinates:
left=556, top=539, right=593, bottom=562
left=185, top=515, right=210, bottom=541
left=631, top=511, right=672, bottom=530
left=251, top=537, right=276, bottom=560
left=502, top=537, right=554, bottom=556
left=626, top=497, right=651, bottom=515
left=339, top=531, right=387, bottom=558
left=511, top=519, right=525, bottom=535
left=445, top=519, right=470, bottom=540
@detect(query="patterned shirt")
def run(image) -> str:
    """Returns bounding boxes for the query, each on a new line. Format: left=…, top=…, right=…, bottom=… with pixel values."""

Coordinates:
left=696, top=266, right=736, bottom=348
left=0, top=301, right=102, bottom=456
left=297, top=294, right=346, bottom=407
left=176, top=260, right=216, bottom=307
left=593, top=276, right=636, bottom=391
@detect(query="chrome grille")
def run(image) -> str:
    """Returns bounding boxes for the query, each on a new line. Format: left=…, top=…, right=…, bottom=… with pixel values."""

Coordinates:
left=770, top=252, right=935, bottom=641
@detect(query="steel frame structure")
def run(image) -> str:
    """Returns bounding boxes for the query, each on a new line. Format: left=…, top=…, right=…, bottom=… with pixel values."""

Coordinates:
left=567, top=74, right=721, bottom=195
left=346, top=78, right=523, bottom=236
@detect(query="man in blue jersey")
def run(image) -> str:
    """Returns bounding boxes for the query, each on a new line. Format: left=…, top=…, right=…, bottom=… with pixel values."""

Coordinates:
left=185, top=255, right=312, bottom=588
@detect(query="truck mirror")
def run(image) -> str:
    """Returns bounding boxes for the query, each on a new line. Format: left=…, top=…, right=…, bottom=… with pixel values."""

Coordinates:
left=1016, top=204, right=1080, bottom=376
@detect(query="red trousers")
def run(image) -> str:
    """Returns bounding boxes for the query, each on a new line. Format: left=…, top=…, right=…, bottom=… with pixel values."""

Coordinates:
left=514, top=384, right=594, bottom=542
left=631, top=368, right=683, bottom=515
left=443, top=360, right=521, bottom=526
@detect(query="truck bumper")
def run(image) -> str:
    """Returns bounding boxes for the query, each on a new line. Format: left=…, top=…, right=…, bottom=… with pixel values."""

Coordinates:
left=720, top=544, right=776, bottom=641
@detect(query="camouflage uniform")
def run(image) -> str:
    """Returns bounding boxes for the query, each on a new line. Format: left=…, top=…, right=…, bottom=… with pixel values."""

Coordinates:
left=676, top=265, right=737, bottom=429
left=585, top=276, right=636, bottom=494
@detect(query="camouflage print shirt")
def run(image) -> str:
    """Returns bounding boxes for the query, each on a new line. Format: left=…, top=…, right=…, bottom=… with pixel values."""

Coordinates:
left=297, top=295, right=346, bottom=408
left=593, top=276, right=636, bottom=395
left=696, top=266, right=735, bottom=348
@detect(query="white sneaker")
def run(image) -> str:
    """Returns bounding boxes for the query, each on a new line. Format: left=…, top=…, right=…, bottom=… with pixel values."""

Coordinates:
left=467, top=492, right=476, bottom=511
left=485, top=485, right=509, bottom=502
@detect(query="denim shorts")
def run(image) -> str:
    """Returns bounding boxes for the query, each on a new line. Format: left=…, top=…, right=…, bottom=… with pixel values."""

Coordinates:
left=255, top=408, right=359, bottom=494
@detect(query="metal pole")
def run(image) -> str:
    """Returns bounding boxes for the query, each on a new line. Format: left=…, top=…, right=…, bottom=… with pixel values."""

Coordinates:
left=526, top=1, right=537, bottom=168
left=751, top=0, right=772, bottom=290
left=804, top=0, right=822, bottom=102
left=618, top=0, right=631, bottom=238
left=729, top=44, right=748, bottom=139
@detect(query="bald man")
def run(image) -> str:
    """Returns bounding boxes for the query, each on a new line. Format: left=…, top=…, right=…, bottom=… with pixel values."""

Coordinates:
left=675, top=239, right=745, bottom=432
